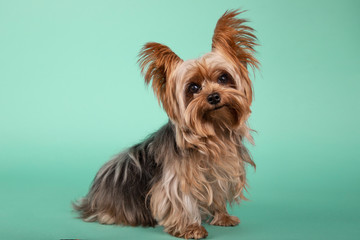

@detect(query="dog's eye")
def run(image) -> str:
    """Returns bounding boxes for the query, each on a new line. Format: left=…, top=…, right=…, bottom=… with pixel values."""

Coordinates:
left=218, top=73, right=229, bottom=84
left=188, top=83, right=201, bottom=94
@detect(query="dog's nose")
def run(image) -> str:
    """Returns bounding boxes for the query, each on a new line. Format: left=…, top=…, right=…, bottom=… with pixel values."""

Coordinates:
left=207, top=92, right=221, bottom=105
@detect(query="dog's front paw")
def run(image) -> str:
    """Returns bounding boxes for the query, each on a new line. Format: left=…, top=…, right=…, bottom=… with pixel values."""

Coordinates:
left=183, top=224, right=208, bottom=239
left=210, top=214, right=240, bottom=227
left=171, top=224, right=208, bottom=239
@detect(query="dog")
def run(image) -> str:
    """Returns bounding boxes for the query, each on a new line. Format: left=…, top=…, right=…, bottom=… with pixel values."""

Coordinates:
left=74, top=9, right=258, bottom=239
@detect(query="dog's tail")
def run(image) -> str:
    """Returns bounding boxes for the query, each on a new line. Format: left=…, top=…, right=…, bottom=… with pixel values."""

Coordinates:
left=72, top=197, right=99, bottom=222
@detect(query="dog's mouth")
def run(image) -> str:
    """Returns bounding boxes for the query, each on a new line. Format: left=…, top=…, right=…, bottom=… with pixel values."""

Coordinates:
left=212, top=105, right=226, bottom=111
left=202, top=103, right=240, bottom=130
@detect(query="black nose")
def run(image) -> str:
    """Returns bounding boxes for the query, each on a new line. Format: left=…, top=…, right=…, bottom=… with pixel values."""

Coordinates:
left=207, top=92, right=221, bottom=105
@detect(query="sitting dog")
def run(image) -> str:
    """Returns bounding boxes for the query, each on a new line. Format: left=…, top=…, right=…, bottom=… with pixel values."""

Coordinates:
left=74, top=9, right=258, bottom=239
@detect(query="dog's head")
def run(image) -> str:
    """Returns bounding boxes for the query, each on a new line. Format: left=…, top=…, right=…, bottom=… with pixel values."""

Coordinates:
left=138, top=10, right=258, bottom=137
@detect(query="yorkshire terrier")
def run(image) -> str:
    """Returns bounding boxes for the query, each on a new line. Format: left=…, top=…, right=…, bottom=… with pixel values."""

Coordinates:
left=74, top=10, right=258, bottom=239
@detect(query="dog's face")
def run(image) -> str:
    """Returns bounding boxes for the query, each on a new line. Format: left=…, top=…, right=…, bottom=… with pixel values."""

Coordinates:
left=138, top=10, right=258, bottom=136
left=172, top=51, right=251, bottom=136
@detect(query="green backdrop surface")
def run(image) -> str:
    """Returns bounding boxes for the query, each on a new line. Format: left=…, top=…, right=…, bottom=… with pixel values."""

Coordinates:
left=1, top=0, right=359, bottom=239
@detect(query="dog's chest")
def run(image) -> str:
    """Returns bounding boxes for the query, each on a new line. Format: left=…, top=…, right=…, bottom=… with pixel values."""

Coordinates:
left=189, top=153, right=245, bottom=204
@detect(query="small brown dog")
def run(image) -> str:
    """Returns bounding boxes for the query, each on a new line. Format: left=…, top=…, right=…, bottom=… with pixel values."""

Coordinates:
left=74, top=10, right=258, bottom=239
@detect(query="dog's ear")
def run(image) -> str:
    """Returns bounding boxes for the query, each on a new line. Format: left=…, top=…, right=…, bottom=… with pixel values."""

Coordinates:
left=212, top=10, right=258, bottom=104
left=138, top=42, right=183, bottom=119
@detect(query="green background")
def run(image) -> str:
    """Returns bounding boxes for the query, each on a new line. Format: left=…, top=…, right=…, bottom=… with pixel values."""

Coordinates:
left=1, top=0, right=359, bottom=239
